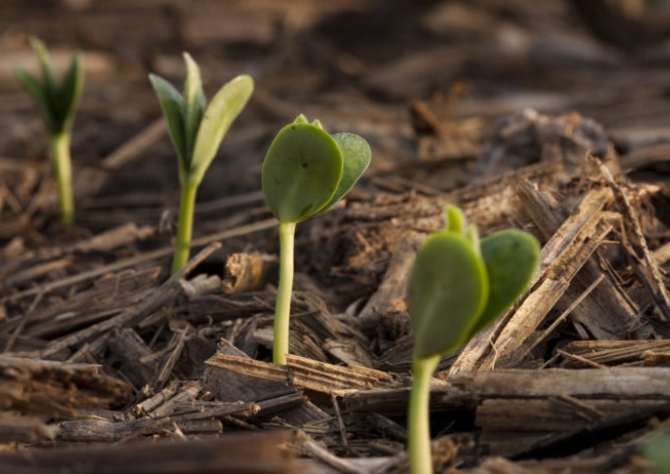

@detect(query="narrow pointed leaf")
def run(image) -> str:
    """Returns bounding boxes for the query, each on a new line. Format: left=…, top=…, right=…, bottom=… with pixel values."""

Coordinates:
left=149, top=73, right=187, bottom=170
left=14, top=67, right=54, bottom=131
left=262, top=122, right=343, bottom=223
left=190, top=75, right=254, bottom=185
left=321, top=132, right=371, bottom=211
left=409, top=232, right=489, bottom=359
left=30, top=37, right=58, bottom=107
left=470, top=229, right=540, bottom=337
left=182, top=53, right=206, bottom=166
left=56, top=53, right=84, bottom=131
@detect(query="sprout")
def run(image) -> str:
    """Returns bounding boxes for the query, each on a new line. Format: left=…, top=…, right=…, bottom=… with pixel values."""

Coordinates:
left=14, top=37, right=83, bottom=225
left=407, top=205, right=540, bottom=474
left=149, top=53, right=254, bottom=273
left=262, top=115, right=371, bottom=365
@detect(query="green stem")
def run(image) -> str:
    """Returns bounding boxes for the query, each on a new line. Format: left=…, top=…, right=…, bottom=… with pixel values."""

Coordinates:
left=48, top=132, right=74, bottom=225
left=273, top=221, right=296, bottom=365
left=408, top=355, right=440, bottom=474
left=171, top=182, right=199, bottom=274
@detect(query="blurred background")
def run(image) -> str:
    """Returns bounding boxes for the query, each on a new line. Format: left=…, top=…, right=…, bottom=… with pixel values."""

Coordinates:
left=3, top=0, right=670, bottom=233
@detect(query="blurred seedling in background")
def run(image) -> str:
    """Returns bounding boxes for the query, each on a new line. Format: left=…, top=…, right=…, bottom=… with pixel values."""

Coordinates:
left=407, top=205, right=540, bottom=474
left=262, top=115, right=371, bottom=365
left=149, top=53, right=254, bottom=273
left=15, top=37, right=83, bottom=226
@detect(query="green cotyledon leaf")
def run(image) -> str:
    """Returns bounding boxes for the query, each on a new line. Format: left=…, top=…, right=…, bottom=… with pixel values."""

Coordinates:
left=149, top=73, right=187, bottom=175
left=320, top=132, right=371, bottom=211
left=262, top=119, right=343, bottom=223
left=189, top=74, right=254, bottom=186
left=408, top=231, right=489, bottom=359
left=469, top=229, right=540, bottom=337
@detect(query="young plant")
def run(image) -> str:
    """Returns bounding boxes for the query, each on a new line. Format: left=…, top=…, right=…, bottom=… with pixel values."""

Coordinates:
left=15, top=37, right=83, bottom=225
left=407, top=205, right=540, bottom=474
left=149, top=54, right=254, bottom=273
left=262, top=115, right=371, bottom=365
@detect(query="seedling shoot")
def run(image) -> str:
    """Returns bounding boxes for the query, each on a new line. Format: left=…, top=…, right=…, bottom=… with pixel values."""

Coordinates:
left=15, top=37, right=83, bottom=225
left=149, top=53, right=254, bottom=273
left=262, top=115, right=371, bottom=365
left=407, top=205, right=540, bottom=474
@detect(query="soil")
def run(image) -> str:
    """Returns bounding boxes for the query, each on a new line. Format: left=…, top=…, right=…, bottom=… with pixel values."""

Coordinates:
left=3, top=0, right=670, bottom=472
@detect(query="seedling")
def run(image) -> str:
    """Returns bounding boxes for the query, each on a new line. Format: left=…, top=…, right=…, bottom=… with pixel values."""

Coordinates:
left=149, top=54, right=254, bottom=273
left=15, top=37, right=83, bottom=225
left=262, top=115, right=371, bottom=364
left=407, top=205, right=540, bottom=474
left=644, top=433, right=670, bottom=474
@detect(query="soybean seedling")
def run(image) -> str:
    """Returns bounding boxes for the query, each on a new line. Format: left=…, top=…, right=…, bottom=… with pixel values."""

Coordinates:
left=407, top=205, right=540, bottom=474
left=149, top=54, right=254, bottom=273
left=15, top=37, right=83, bottom=225
left=262, top=115, right=371, bottom=365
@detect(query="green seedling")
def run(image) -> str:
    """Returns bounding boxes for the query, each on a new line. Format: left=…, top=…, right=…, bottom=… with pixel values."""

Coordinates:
left=262, top=115, right=371, bottom=364
left=407, top=205, right=540, bottom=474
left=149, top=54, right=254, bottom=273
left=15, top=37, right=83, bottom=225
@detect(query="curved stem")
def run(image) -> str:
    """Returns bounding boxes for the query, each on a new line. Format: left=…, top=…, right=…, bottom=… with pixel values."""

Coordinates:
left=48, top=132, right=74, bottom=225
left=408, top=355, right=440, bottom=474
left=273, top=221, right=296, bottom=365
left=171, top=182, right=198, bottom=274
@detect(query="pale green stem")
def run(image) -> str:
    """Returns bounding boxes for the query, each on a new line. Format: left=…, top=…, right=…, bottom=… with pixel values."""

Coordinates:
left=171, top=182, right=198, bottom=274
left=273, top=221, right=296, bottom=365
left=48, top=132, right=74, bottom=225
left=408, top=354, right=440, bottom=474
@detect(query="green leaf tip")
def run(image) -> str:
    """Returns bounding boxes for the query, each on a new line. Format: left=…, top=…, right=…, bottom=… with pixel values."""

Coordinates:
left=15, top=37, right=84, bottom=136
left=148, top=53, right=254, bottom=185
left=409, top=205, right=540, bottom=360
left=262, top=117, right=371, bottom=224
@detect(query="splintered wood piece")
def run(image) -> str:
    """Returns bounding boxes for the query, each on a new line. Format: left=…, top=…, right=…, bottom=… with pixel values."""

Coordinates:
left=560, top=340, right=670, bottom=367
left=40, top=243, right=221, bottom=357
left=602, top=165, right=670, bottom=321
left=56, top=399, right=258, bottom=442
left=343, top=385, right=473, bottom=416
left=0, top=433, right=294, bottom=473
left=223, top=252, right=277, bottom=294
left=451, top=185, right=622, bottom=373
left=0, top=356, right=130, bottom=417
left=0, top=413, right=58, bottom=443
left=206, top=353, right=397, bottom=396
left=107, top=327, right=159, bottom=389
left=357, top=232, right=423, bottom=336
left=450, top=367, right=670, bottom=398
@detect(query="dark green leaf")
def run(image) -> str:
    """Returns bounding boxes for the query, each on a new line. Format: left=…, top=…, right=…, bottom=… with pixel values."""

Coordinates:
left=149, top=73, right=187, bottom=173
left=14, top=67, right=54, bottom=131
left=262, top=120, right=343, bottom=223
left=470, top=229, right=540, bottom=337
left=321, top=132, right=371, bottom=211
left=56, top=53, right=84, bottom=132
left=29, top=37, right=58, bottom=110
left=182, top=53, right=206, bottom=166
left=409, top=232, right=489, bottom=359
left=190, top=75, right=254, bottom=185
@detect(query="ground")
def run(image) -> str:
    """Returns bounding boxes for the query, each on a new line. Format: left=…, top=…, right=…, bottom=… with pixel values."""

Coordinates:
left=2, top=0, right=670, bottom=472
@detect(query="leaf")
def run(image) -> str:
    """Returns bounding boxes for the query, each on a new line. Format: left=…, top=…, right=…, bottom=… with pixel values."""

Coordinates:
left=182, top=52, right=206, bottom=166
left=29, top=37, right=58, bottom=109
left=321, top=133, right=371, bottom=211
left=262, top=121, right=343, bottom=223
left=149, top=73, right=187, bottom=172
left=444, top=205, right=465, bottom=234
left=409, top=232, right=489, bottom=359
left=14, top=67, right=54, bottom=132
left=56, top=53, right=84, bottom=132
left=469, top=229, right=540, bottom=337
left=644, top=435, right=670, bottom=474
left=190, top=74, right=254, bottom=185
